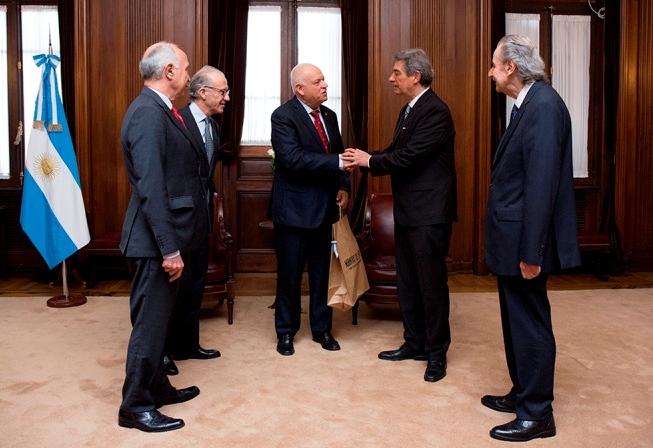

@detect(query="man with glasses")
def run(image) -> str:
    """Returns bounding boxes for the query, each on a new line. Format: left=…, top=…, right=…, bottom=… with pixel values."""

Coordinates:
left=163, top=66, right=230, bottom=376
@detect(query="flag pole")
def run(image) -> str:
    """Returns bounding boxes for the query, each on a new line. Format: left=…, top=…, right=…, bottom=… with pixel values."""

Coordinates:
left=47, top=260, right=87, bottom=307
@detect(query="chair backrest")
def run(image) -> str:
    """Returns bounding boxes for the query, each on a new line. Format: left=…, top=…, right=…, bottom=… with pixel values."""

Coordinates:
left=368, top=193, right=395, bottom=256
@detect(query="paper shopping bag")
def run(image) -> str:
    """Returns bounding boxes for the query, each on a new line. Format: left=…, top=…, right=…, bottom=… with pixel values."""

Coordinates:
left=328, top=214, right=369, bottom=311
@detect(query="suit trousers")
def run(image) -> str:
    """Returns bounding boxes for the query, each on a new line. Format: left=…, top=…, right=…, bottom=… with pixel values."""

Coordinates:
left=121, top=257, right=178, bottom=412
left=496, top=273, right=555, bottom=421
left=274, top=220, right=333, bottom=338
left=395, top=222, right=452, bottom=361
left=166, top=233, right=210, bottom=355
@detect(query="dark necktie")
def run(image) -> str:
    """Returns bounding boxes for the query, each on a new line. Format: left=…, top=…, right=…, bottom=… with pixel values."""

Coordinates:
left=171, top=106, right=187, bottom=129
left=403, top=104, right=411, bottom=121
left=510, top=104, right=519, bottom=124
left=310, top=110, right=330, bottom=153
left=204, top=117, right=214, bottom=162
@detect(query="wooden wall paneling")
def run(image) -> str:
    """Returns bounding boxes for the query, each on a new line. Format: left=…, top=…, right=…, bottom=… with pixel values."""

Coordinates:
left=630, top=0, right=653, bottom=269
left=616, top=0, right=642, bottom=269
left=232, top=147, right=275, bottom=272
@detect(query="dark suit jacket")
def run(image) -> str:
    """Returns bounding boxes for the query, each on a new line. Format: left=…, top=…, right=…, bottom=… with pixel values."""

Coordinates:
left=368, top=88, right=457, bottom=227
left=270, top=96, right=350, bottom=228
left=485, top=81, right=581, bottom=276
left=120, top=87, right=208, bottom=257
left=179, top=104, right=219, bottom=227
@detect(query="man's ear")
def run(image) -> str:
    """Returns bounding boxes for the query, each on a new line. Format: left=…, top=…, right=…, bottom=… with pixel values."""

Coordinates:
left=165, top=63, right=175, bottom=80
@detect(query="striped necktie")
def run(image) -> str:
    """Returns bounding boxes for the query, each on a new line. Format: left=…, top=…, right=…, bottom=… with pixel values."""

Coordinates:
left=204, top=117, right=214, bottom=162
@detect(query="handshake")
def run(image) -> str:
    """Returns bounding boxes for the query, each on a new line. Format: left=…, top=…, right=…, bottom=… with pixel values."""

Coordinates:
left=341, top=148, right=371, bottom=172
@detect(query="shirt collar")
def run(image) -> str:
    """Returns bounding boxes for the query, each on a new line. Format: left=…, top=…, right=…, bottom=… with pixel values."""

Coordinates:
left=147, top=86, right=172, bottom=109
left=515, top=82, right=534, bottom=108
left=408, top=87, right=430, bottom=109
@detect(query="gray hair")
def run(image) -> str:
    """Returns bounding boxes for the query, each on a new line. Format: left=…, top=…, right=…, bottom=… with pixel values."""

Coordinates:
left=497, top=34, right=547, bottom=83
left=394, top=48, right=434, bottom=86
left=139, top=42, right=180, bottom=80
left=189, top=65, right=225, bottom=100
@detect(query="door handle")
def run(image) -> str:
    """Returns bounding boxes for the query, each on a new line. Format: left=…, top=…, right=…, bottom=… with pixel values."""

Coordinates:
left=13, top=121, right=23, bottom=145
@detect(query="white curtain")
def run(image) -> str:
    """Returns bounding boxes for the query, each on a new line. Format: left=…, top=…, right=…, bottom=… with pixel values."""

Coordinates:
left=297, top=6, right=342, bottom=128
left=21, top=5, right=61, bottom=160
left=0, top=6, right=9, bottom=178
left=553, top=15, right=591, bottom=178
left=241, top=6, right=281, bottom=145
left=505, top=13, right=541, bottom=127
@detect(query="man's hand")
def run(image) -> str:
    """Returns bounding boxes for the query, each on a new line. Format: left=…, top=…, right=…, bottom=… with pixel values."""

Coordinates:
left=163, top=255, right=184, bottom=282
left=520, top=261, right=541, bottom=280
left=336, top=189, right=349, bottom=209
left=342, top=148, right=371, bottom=171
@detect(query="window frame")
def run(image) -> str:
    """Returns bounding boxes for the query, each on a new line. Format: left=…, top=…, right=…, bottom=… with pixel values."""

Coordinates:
left=0, top=0, right=59, bottom=189
left=244, top=0, right=343, bottom=148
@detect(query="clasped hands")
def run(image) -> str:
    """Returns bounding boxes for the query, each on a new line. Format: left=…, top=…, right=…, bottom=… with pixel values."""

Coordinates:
left=341, top=148, right=370, bottom=172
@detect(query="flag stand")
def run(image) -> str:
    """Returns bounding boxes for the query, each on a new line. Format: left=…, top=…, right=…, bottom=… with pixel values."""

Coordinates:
left=47, top=260, right=87, bottom=308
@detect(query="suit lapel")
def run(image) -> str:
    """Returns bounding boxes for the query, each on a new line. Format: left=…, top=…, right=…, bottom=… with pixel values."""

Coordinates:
left=293, top=97, right=325, bottom=151
left=492, top=81, right=545, bottom=167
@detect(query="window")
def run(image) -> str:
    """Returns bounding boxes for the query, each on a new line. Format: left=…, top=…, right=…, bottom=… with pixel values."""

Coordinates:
left=242, top=0, right=341, bottom=146
left=0, top=1, right=60, bottom=184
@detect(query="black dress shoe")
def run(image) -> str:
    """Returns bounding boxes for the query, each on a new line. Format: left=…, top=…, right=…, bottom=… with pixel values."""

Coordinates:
left=378, top=343, right=426, bottom=361
left=156, top=386, right=200, bottom=408
left=277, top=333, right=294, bottom=356
left=481, top=394, right=516, bottom=413
left=163, top=355, right=178, bottom=376
left=424, top=359, right=447, bottom=382
left=118, top=409, right=184, bottom=432
left=312, top=332, right=341, bottom=351
left=490, top=415, right=556, bottom=442
left=174, top=347, right=221, bottom=360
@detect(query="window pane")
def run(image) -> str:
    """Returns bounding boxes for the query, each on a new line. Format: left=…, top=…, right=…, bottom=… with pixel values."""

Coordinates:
left=22, top=5, right=61, bottom=152
left=242, top=5, right=281, bottom=145
left=0, top=6, right=9, bottom=178
left=297, top=6, right=341, bottom=126
left=552, top=15, right=590, bottom=178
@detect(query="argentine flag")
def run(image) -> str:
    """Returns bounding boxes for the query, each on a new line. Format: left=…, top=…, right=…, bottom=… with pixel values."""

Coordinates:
left=20, top=54, right=90, bottom=269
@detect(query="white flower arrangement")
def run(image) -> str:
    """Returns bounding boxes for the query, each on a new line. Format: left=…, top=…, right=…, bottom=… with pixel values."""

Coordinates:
left=267, top=148, right=275, bottom=170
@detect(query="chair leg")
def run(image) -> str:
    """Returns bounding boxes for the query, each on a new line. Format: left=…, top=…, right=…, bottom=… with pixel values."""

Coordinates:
left=226, top=289, right=235, bottom=325
left=352, top=301, right=359, bottom=325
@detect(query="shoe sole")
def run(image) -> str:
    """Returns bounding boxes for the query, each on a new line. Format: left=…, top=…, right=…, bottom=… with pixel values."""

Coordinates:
left=378, top=355, right=427, bottom=361
left=312, top=338, right=340, bottom=351
left=481, top=397, right=516, bottom=413
left=424, top=371, right=446, bottom=382
left=490, top=428, right=556, bottom=442
left=118, top=418, right=185, bottom=432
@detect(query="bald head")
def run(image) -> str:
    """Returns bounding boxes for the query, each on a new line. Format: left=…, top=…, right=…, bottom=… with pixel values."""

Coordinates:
left=291, top=63, right=328, bottom=109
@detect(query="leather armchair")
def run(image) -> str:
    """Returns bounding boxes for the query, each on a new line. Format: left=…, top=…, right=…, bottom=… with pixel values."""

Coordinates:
left=202, top=192, right=236, bottom=324
left=352, top=193, right=398, bottom=324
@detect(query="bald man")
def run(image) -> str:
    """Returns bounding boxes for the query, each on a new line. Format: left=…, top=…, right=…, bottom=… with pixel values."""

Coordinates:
left=269, top=63, right=350, bottom=356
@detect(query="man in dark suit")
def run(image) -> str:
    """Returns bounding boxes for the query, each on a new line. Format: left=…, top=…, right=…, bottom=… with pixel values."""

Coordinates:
left=270, top=63, right=350, bottom=356
left=483, top=34, right=581, bottom=442
left=118, top=42, right=204, bottom=432
left=342, top=48, right=458, bottom=383
left=163, top=66, right=229, bottom=376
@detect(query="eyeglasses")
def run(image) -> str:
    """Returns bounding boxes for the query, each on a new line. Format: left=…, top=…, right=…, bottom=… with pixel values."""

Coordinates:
left=203, top=86, right=230, bottom=96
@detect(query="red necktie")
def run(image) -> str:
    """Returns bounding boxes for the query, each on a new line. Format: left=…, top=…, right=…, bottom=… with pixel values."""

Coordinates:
left=171, top=106, right=187, bottom=129
left=310, top=110, right=330, bottom=153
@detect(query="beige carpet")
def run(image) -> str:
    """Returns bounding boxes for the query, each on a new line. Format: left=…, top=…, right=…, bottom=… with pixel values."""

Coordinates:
left=1, top=289, right=652, bottom=447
